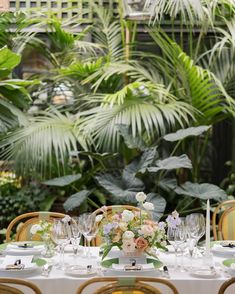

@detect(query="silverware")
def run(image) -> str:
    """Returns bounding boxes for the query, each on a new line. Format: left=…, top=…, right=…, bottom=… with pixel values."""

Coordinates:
left=163, top=265, right=170, bottom=278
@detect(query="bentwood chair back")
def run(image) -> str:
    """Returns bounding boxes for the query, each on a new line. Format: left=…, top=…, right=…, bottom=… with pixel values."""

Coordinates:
left=212, top=200, right=235, bottom=240
left=0, top=278, right=42, bottom=294
left=91, top=205, right=140, bottom=246
left=218, top=277, right=235, bottom=294
left=76, top=277, right=179, bottom=294
left=6, top=211, right=66, bottom=242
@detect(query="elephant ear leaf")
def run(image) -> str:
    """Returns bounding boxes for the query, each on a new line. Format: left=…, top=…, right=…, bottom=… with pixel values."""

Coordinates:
left=43, top=174, right=81, bottom=187
left=163, top=126, right=211, bottom=142
left=146, top=192, right=166, bottom=221
left=174, top=182, right=227, bottom=201
left=117, top=124, right=147, bottom=151
left=95, top=173, right=145, bottom=204
left=63, top=190, right=91, bottom=212
left=140, top=154, right=192, bottom=173
left=125, top=147, right=159, bottom=175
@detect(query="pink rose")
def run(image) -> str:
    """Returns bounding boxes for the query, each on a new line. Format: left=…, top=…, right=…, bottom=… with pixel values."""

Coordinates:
left=135, top=237, right=149, bottom=250
left=138, top=224, right=154, bottom=236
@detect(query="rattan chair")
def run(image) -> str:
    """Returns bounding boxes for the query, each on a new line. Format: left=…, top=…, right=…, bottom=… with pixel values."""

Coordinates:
left=212, top=200, right=235, bottom=240
left=6, top=211, right=66, bottom=242
left=91, top=205, right=140, bottom=246
left=0, top=278, right=42, bottom=294
left=76, top=277, right=179, bottom=294
left=218, top=277, right=235, bottom=294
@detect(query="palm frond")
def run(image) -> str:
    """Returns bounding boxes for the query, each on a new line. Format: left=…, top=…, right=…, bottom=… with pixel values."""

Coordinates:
left=0, top=110, right=88, bottom=176
left=92, top=6, right=123, bottom=62
left=150, top=30, right=235, bottom=124
left=151, top=0, right=211, bottom=26
left=79, top=82, right=195, bottom=150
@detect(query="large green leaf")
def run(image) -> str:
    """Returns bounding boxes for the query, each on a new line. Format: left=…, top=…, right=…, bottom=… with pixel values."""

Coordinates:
left=43, top=174, right=81, bottom=187
left=140, top=155, right=192, bottom=173
left=0, top=47, right=21, bottom=78
left=95, top=172, right=145, bottom=204
left=117, top=124, right=147, bottom=151
left=163, top=126, right=211, bottom=142
left=125, top=147, right=159, bottom=175
left=72, top=151, right=118, bottom=162
left=63, top=190, right=91, bottom=212
left=174, top=182, right=227, bottom=201
left=146, top=192, right=166, bottom=220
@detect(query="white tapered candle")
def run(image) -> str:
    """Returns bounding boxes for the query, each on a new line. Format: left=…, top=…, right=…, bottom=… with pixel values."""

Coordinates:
left=205, top=199, right=210, bottom=254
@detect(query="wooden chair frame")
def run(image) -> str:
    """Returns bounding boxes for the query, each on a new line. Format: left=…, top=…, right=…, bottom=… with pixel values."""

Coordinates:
left=212, top=200, right=235, bottom=240
left=76, top=277, right=179, bottom=294
left=218, top=277, right=235, bottom=294
left=0, top=278, right=42, bottom=294
left=6, top=211, right=66, bottom=242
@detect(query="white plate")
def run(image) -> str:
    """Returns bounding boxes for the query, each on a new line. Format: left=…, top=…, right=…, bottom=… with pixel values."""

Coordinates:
left=190, top=269, right=219, bottom=279
left=65, top=265, right=97, bottom=277
left=211, top=242, right=235, bottom=257
left=0, top=259, right=39, bottom=275
left=4, top=242, right=44, bottom=256
left=109, top=264, right=157, bottom=273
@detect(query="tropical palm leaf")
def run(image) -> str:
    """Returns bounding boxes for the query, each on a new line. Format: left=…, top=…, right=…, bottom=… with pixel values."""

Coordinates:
left=92, top=6, right=123, bottom=62
left=0, top=110, right=88, bottom=176
left=150, top=0, right=211, bottom=26
left=150, top=30, right=235, bottom=124
left=79, top=82, right=195, bottom=150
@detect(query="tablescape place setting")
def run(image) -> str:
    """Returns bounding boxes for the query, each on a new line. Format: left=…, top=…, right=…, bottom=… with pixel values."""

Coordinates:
left=0, top=254, right=47, bottom=276
left=0, top=241, right=45, bottom=256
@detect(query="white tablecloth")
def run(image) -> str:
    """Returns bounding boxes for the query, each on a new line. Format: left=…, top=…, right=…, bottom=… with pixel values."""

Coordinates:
left=1, top=247, right=235, bottom=294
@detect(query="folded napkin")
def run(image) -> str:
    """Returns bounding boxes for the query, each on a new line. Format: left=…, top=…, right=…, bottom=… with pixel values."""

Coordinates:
left=213, top=244, right=235, bottom=252
left=5, top=244, right=44, bottom=256
left=0, top=255, right=34, bottom=269
left=112, top=263, right=154, bottom=270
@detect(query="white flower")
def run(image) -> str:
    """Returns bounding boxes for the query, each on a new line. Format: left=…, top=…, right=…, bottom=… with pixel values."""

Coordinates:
left=143, top=202, right=154, bottom=211
left=95, top=214, right=103, bottom=223
left=30, top=224, right=42, bottom=235
left=121, top=210, right=134, bottom=222
left=62, top=215, right=71, bottom=223
left=122, top=230, right=135, bottom=239
left=136, top=192, right=147, bottom=203
left=122, top=239, right=136, bottom=253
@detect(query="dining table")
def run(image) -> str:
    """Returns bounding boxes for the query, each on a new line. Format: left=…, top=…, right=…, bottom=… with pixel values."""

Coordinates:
left=0, top=245, right=235, bottom=294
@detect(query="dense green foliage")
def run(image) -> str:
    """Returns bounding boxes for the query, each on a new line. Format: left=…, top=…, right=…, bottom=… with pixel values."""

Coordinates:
left=0, top=1, right=234, bottom=224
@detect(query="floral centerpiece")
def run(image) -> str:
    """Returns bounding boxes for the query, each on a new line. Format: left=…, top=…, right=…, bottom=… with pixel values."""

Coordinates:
left=98, top=192, right=168, bottom=259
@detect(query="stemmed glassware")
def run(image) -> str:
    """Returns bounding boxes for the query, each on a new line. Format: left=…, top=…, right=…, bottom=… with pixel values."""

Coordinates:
left=167, top=224, right=186, bottom=271
left=70, top=217, right=81, bottom=257
left=51, top=219, right=70, bottom=270
left=77, top=213, right=94, bottom=257
left=185, top=213, right=206, bottom=268
left=83, top=215, right=99, bottom=258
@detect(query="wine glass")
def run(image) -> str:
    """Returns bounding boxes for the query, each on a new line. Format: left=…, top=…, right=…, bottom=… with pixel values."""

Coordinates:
left=51, top=219, right=70, bottom=270
left=167, top=226, right=185, bottom=270
left=185, top=213, right=205, bottom=262
left=70, top=217, right=81, bottom=257
left=83, top=215, right=99, bottom=258
left=77, top=213, right=93, bottom=257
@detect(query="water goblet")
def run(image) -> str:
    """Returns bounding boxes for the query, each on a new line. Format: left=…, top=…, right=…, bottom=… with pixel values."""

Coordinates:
left=78, top=213, right=93, bottom=257
left=51, top=219, right=70, bottom=270
left=167, top=226, right=185, bottom=271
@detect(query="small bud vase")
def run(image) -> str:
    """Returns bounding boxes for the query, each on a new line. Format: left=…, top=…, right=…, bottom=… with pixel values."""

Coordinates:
left=42, top=233, right=54, bottom=258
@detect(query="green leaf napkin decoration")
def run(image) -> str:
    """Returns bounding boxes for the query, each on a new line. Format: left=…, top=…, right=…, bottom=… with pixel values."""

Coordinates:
left=33, top=258, right=47, bottom=267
